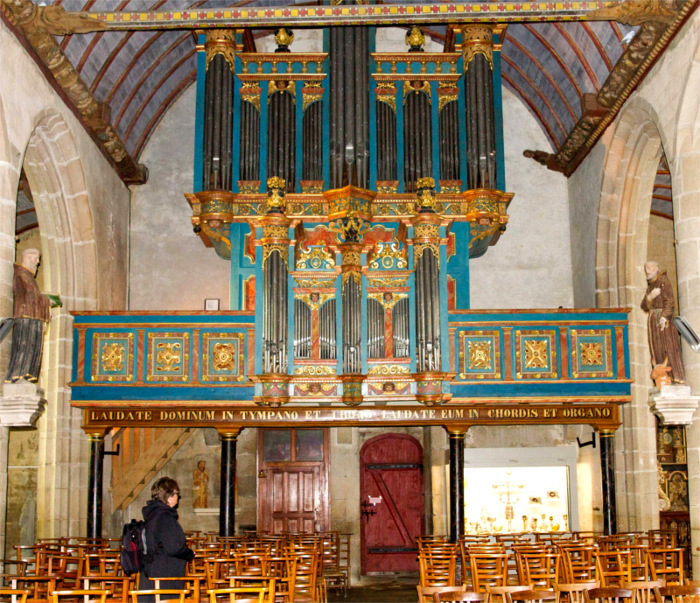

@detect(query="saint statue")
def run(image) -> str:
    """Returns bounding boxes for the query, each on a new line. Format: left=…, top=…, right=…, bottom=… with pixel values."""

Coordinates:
left=193, top=460, right=209, bottom=508
left=4, top=249, right=58, bottom=384
left=641, top=261, right=685, bottom=384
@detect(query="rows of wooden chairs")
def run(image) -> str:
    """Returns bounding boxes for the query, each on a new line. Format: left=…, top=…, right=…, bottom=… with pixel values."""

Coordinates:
left=1, top=532, right=350, bottom=603
left=418, top=530, right=688, bottom=603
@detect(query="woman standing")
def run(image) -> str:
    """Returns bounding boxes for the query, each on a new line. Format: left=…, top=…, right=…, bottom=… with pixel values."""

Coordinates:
left=138, top=477, right=194, bottom=600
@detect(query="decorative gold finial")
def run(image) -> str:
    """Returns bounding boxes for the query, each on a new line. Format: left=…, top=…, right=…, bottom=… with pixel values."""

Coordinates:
left=406, top=25, right=425, bottom=52
left=267, top=177, right=286, bottom=213
left=275, top=28, right=294, bottom=52
left=416, top=177, right=437, bottom=212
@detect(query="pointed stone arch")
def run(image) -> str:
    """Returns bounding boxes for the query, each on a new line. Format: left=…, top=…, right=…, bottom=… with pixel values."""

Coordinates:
left=21, top=109, right=99, bottom=539
left=596, top=97, right=667, bottom=534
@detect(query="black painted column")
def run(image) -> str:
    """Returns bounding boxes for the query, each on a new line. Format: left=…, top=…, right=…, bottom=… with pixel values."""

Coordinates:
left=447, top=427, right=467, bottom=543
left=87, top=430, right=106, bottom=539
left=599, top=429, right=617, bottom=535
left=219, top=429, right=241, bottom=537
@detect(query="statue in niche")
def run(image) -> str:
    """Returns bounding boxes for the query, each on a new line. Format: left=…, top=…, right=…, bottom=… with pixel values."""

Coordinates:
left=641, top=261, right=685, bottom=384
left=193, top=460, right=209, bottom=508
left=4, top=248, right=60, bottom=384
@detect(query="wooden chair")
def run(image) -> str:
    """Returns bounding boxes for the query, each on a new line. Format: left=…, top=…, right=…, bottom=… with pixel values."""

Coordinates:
left=469, top=554, right=509, bottom=593
left=553, top=582, right=597, bottom=603
left=206, top=588, right=266, bottom=603
left=50, top=589, right=108, bottom=603
left=584, top=587, right=633, bottom=603
left=433, top=590, right=486, bottom=603
left=6, top=575, right=57, bottom=603
left=128, top=590, right=186, bottom=603
left=227, top=578, right=275, bottom=603
left=151, top=577, right=200, bottom=603
left=517, top=553, right=560, bottom=589
left=660, top=585, right=700, bottom=603
left=0, top=589, right=30, bottom=603
left=646, top=548, right=684, bottom=585
left=559, top=546, right=597, bottom=583
left=420, top=550, right=459, bottom=588
left=485, top=584, right=532, bottom=603
left=621, top=581, right=663, bottom=603
left=509, top=590, right=557, bottom=603
left=320, top=533, right=349, bottom=598
left=417, top=584, right=465, bottom=603
left=594, top=552, right=632, bottom=587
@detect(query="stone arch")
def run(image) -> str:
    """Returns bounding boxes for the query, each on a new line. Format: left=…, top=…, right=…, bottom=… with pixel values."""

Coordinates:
left=596, top=97, right=666, bottom=534
left=21, top=109, right=98, bottom=538
left=669, top=30, right=700, bottom=577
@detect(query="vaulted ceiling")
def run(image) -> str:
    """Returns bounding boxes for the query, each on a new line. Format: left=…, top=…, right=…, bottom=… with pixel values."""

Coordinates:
left=2, top=0, right=695, bottom=211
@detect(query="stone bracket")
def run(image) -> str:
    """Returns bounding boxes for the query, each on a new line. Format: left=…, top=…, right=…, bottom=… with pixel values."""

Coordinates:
left=649, top=384, right=700, bottom=426
left=0, top=381, right=47, bottom=427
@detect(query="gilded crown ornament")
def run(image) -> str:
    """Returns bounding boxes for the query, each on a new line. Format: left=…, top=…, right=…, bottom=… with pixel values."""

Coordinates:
left=267, top=177, right=286, bottom=213
left=275, top=28, right=294, bottom=52
left=406, top=25, right=425, bottom=52
left=416, top=177, right=437, bottom=212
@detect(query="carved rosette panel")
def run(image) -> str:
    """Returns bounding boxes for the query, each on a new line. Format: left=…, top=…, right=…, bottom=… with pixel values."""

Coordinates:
left=458, top=330, right=501, bottom=380
left=201, top=332, right=246, bottom=382
left=146, top=332, right=190, bottom=382
left=571, top=329, right=613, bottom=379
left=514, top=330, right=558, bottom=380
left=92, top=332, right=134, bottom=382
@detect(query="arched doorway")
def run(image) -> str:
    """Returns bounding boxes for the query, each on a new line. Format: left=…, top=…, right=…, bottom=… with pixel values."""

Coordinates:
left=360, top=433, right=424, bottom=573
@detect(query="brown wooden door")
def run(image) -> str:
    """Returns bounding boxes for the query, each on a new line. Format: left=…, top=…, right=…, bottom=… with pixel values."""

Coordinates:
left=258, top=428, right=329, bottom=534
left=360, top=433, right=424, bottom=573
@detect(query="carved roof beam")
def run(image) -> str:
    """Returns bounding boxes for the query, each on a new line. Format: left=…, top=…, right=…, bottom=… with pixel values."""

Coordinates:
left=0, top=0, right=148, bottom=185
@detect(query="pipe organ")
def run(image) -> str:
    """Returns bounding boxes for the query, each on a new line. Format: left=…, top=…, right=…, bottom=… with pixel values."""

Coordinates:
left=187, top=25, right=513, bottom=406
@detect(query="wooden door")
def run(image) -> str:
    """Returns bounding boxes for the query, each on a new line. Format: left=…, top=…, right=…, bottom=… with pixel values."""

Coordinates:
left=360, top=433, right=424, bottom=573
left=258, top=428, right=329, bottom=534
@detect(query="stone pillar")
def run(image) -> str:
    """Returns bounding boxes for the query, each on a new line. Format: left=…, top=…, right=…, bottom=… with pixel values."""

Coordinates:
left=86, top=430, right=107, bottom=539
left=447, top=427, right=467, bottom=543
left=219, top=429, right=241, bottom=537
left=599, top=429, right=617, bottom=535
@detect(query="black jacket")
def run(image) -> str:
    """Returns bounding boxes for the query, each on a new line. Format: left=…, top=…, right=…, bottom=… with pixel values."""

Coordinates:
left=138, top=500, right=194, bottom=599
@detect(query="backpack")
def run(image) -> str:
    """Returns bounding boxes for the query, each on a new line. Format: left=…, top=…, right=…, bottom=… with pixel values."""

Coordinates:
left=120, top=519, right=151, bottom=576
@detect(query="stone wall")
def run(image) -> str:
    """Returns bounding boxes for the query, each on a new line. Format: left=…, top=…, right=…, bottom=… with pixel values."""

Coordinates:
left=0, top=19, right=130, bottom=555
left=470, top=88, right=573, bottom=309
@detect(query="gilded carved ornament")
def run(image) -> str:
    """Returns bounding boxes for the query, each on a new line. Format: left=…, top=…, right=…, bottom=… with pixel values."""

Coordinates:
left=369, top=241, right=408, bottom=270
left=587, top=0, right=679, bottom=25
left=204, top=30, right=237, bottom=72
left=302, top=82, right=324, bottom=112
left=293, top=277, right=335, bottom=288
left=295, top=291, right=335, bottom=311
left=437, top=83, right=459, bottom=113
left=268, top=79, right=296, bottom=99
left=9, top=0, right=107, bottom=35
left=294, top=365, right=336, bottom=376
left=375, top=82, right=397, bottom=113
left=296, top=245, right=335, bottom=271
left=275, top=27, right=294, bottom=51
left=101, top=342, right=126, bottom=373
left=366, top=275, right=409, bottom=288
left=267, top=177, right=287, bottom=213
left=403, top=80, right=431, bottom=101
left=155, top=342, right=182, bottom=373
left=240, top=82, right=262, bottom=112
left=461, top=24, right=494, bottom=68
left=405, top=25, right=425, bottom=51
left=368, top=291, right=407, bottom=311
left=368, top=364, right=411, bottom=376
left=416, top=177, right=437, bottom=211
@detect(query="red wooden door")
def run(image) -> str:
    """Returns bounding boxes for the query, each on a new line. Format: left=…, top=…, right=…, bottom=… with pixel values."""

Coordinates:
left=258, top=428, right=329, bottom=534
left=360, top=434, right=424, bottom=573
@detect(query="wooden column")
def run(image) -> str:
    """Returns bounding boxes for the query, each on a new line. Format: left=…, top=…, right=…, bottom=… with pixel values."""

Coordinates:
left=598, top=429, right=617, bottom=535
left=447, top=426, right=467, bottom=543
left=219, top=429, right=242, bottom=537
left=86, top=430, right=107, bottom=539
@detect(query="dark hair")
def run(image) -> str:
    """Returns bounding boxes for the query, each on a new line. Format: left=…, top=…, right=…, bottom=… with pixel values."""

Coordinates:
left=151, top=477, right=180, bottom=503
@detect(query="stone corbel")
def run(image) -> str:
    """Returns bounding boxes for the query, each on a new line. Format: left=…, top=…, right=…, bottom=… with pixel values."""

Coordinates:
left=0, top=380, right=47, bottom=427
left=649, top=384, right=700, bottom=425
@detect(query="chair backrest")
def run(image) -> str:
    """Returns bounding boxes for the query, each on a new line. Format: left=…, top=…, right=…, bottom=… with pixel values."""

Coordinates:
left=621, top=581, right=663, bottom=603
left=416, top=584, right=465, bottom=603
left=206, top=588, right=266, bottom=603
left=129, top=590, right=186, bottom=603
left=432, top=589, right=485, bottom=603
left=585, top=587, right=633, bottom=603
left=659, top=585, right=700, bottom=603
left=553, top=581, right=597, bottom=603
left=50, top=589, right=108, bottom=603
left=518, top=553, right=560, bottom=588
left=646, top=548, right=684, bottom=585
left=560, top=546, right=598, bottom=584
left=485, top=584, right=532, bottom=603
left=509, top=589, right=558, bottom=603
left=469, top=554, right=509, bottom=593
left=595, top=551, right=631, bottom=587
left=420, top=550, right=458, bottom=588
left=0, top=589, right=29, bottom=603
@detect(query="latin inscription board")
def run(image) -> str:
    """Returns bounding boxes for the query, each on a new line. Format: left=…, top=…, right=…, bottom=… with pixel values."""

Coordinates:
left=82, top=403, right=621, bottom=431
